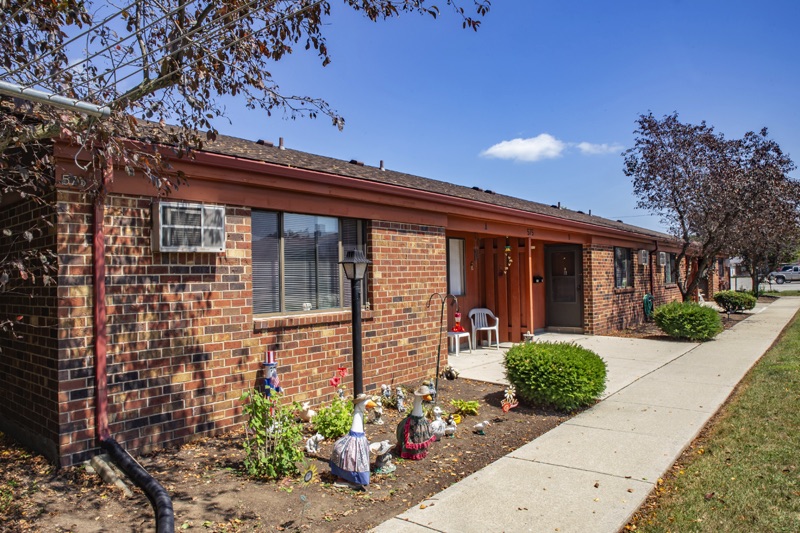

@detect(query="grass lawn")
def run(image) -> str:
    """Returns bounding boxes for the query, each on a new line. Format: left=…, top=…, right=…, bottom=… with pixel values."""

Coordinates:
left=628, top=311, right=800, bottom=532
left=762, top=290, right=800, bottom=297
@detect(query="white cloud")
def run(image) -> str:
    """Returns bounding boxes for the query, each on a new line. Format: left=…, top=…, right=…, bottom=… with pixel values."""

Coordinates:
left=481, top=135, right=624, bottom=162
left=576, top=141, right=624, bottom=155
left=480, top=134, right=566, bottom=162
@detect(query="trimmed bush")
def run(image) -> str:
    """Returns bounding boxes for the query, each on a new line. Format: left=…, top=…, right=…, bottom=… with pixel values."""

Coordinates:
left=503, top=341, right=607, bottom=411
left=653, top=301, right=723, bottom=341
left=713, top=290, right=756, bottom=313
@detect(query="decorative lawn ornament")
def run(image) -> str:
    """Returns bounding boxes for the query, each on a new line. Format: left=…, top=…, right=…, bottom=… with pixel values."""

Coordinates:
left=371, top=397, right=384, bottom=425
left=305, top=433, right=325, bottom=454
left=396, top=385, right=436, bottom=460
left=501, top=385, right=519, bottom=413
left=329, top=394, right=376, bottom=489
left=473, top=420, right=491, bottom=435
left=396, top=387, right=406, bottom=412
left=263, top=351, right=282, bottom=397
left=370, top=440, right=396, bottom=474
left=444, top=414, right=457, bottom=438
left=430, top=406, right=446, bottom=441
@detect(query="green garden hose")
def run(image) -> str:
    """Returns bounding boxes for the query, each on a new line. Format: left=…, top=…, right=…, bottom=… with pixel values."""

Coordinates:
left=643, top=293, right=654, bottom=320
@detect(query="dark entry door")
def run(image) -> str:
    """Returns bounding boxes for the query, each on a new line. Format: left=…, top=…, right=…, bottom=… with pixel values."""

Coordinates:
left=545, top=245, right=583, bottom=328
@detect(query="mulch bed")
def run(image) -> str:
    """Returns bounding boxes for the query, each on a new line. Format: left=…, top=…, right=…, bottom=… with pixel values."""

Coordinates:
left=1, top=378, right=568, bottom=532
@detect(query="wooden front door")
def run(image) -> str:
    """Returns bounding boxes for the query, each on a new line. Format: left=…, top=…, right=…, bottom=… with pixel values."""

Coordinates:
left=545, top=244, right=583, bottom=329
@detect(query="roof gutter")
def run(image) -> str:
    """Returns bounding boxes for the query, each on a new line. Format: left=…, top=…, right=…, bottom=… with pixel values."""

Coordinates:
left=0, top=80, right=111, bottom=118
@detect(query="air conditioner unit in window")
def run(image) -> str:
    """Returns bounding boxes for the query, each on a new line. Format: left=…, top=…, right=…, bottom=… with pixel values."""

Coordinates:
left=638, top=249, right=649, bottom=265
left=658, top=252, right=667, bottom=267
left=153, top=201, right=226, bottom=253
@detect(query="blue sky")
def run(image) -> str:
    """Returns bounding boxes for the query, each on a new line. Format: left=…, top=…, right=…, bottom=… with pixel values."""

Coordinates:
left=215, top=0, right=800, bottom=233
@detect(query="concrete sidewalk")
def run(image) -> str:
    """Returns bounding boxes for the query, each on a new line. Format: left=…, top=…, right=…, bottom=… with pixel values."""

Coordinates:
left=373, top=297, right=800, bottom=533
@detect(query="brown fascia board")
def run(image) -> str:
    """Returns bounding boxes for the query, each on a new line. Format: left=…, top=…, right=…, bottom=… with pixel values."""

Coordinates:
left=52, top=133, right=677, bottom=246
left=171, top=147, right=675, bottom=244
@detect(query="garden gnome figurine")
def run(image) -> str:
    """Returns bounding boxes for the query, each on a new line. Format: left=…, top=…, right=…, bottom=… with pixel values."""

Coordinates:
left=371, top=397, right=384, bottom=425
left=396, top=387, right=405, bottom=412
left=396, top=385, right=436, bottom=460
left=381, top=384, right=391, bottom=400
left=330, top=393, right=376, bottom=489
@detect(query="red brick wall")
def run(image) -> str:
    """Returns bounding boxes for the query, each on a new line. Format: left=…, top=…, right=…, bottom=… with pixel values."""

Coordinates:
left=53, top=194, right=448, bottom=466
left=584, top=245, right=682, bottom=335
left=0, top=192, right=60, bottom=463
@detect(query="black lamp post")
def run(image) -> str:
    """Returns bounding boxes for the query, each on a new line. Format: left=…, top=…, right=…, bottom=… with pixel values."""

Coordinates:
left=339, top=249, right=370, bottom=396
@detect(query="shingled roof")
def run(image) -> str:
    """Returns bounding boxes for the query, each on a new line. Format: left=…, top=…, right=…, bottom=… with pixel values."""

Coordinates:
left=199, top=131, right=672, bottom=241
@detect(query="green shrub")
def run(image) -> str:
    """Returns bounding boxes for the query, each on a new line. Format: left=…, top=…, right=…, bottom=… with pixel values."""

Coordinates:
left=503, top=341, right=607, bottom=411
left=312, top=396, right=353, bottom=439
left=653, top=301, right=723, bottom=341
left=240, top=391, right=304, bottom=479
left=713, top=290, right=756, bottom=313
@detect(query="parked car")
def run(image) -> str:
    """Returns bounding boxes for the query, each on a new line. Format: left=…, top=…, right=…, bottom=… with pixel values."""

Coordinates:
left=768, top=265, right=800, bottom=284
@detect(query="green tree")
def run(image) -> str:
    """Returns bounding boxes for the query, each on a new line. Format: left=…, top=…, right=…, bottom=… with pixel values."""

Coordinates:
left=624, top=113, right=798, bottom=301
left=728, top=130, right=800, bottom=295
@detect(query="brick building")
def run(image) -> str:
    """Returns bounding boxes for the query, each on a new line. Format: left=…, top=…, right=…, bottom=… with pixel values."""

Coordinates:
left=0, top=132, right=727, bottom=466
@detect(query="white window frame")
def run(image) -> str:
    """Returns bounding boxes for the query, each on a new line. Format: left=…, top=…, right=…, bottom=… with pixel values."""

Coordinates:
left=447, top=238, right=466, bottom=296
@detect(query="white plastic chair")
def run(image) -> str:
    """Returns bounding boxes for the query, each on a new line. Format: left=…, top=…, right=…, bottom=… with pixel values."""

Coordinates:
left=468, top=308, right=500, bottom=349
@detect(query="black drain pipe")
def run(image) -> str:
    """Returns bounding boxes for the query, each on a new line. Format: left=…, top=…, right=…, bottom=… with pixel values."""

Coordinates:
left=101, top=438, right=175, bottom=533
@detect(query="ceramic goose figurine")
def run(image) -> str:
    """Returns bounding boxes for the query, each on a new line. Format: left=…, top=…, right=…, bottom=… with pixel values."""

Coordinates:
left=430, top=406, right=446, bottom=441
left=396, top=385, right=436, bottom=460
left=330, top=394, right=376, bottom=488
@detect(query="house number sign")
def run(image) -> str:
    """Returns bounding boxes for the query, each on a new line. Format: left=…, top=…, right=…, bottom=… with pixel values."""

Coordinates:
left=58, top=174, right=88, bottom=189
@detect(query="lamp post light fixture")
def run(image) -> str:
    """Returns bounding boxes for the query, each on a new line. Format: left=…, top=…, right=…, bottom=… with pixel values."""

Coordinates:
left=339, top=249, right=370, bottom=396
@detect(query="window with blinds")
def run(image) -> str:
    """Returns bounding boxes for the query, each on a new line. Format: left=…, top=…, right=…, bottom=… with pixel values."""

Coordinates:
left=614, top=247, right=633, bottom=288
left=252, top=211, right=366, bottom=314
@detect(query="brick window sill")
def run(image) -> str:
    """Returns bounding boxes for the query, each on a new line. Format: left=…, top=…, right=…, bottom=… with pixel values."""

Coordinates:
left=665, top=283, right=678, bottom=289
left=613, top=287, right=635, bottom=295
left=254, top=309, right=374, bottom=331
